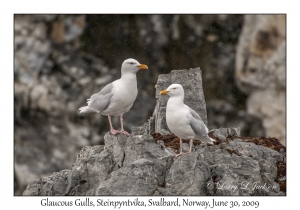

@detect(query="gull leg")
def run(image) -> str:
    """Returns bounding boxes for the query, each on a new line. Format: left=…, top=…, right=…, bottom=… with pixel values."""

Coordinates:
left=108, top=114, right=120, bottom=135
left=174, top=139, right=194, bottom=159
left=120, top=114, right=130, bottom=136
left=187, top=139, right=193, bottom=153
left=174, top=138, right=185, bottom=159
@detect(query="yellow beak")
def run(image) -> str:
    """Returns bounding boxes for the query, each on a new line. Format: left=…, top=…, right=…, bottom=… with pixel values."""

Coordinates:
left=138, top=64, right=148, bottom=70
left=160, top=89, right=169, bottom=95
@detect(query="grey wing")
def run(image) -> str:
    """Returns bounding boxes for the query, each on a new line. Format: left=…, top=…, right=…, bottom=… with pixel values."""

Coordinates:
left=189, top=108, right=202, bottom=121
left=87, top=83, right=114, bottom=112
left=188, top=108, right=209, bottom=136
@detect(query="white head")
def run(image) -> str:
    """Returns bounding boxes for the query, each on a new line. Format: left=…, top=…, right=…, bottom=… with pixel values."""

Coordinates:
left=160, top=84, right=184, bottom=97
left=121, top=58, right=148, bottom=74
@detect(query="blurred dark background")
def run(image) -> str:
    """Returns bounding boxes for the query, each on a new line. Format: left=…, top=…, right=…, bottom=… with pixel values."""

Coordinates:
left=14, top=14, right=286, bottom=195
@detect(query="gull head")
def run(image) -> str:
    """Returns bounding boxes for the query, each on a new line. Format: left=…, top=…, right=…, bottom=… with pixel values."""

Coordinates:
left=160, top=84, right=184, bottom=97
left=121, top=58, right=148, bottom=74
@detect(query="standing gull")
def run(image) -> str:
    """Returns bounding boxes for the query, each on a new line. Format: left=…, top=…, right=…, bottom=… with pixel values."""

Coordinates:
left=160, top=84, right=215, bottom=158
left=79, top=58, right=148, bottom=136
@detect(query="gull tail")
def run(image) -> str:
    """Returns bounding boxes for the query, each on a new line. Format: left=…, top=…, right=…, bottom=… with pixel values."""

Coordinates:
left=200, top=136, right=216, bottom=145
left=79, top=106, right=95, bottom=113
left=207, top=137, right=216, bottom=145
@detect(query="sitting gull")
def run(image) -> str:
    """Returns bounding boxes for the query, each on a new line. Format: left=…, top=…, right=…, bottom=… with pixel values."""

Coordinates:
left=160, top=84, right=215, bottom=158
left=79, top=58, right=148, bottom=136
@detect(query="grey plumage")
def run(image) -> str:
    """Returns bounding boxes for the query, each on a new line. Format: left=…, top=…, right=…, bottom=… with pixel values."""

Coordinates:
left=86, top=83, right=114, bottom=113
left=188, top=108, right=211, bottom=142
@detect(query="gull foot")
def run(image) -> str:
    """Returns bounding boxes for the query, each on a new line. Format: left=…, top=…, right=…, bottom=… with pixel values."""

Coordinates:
left=110, top=129, right=120, bottom=135
left=174, top=151, right=192, bottom=160
left=120, top=130, right=131, bottom=136
left=174, top=152, right=185, bottom=160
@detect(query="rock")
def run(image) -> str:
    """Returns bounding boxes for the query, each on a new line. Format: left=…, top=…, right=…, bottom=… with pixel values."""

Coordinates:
left=208, top=127, right=241, bottom=141
left=96, top=159, right=159, bottom=196
left=23, top=169, right=71, bottom=196
left=104, top=133, right=127, bottom=168
left=163, top=150, right=211, bottom=195
left=122, top=134, right=174, bottom=167
left=235, top=15, right=286, bottom=145
left=162, top=136, right=284, bottom=196
left=50, top=15, right=85, bottom=43
left=64, top=145, right=115, bottom=195
left=23, top=130, right=285, bottom=196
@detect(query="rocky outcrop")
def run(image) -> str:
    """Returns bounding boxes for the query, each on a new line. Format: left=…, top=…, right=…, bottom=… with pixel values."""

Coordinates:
left=235, top=15, right=286, bottom=145
left=23, top=69, right=285, bottom=196
left=23, top=126, right=285, bottom=196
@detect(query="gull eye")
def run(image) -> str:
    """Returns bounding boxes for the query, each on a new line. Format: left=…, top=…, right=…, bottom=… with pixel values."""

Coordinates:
left=130, top=62, right=134, bottom=65
left=173, top=88, right=176, bottom=90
